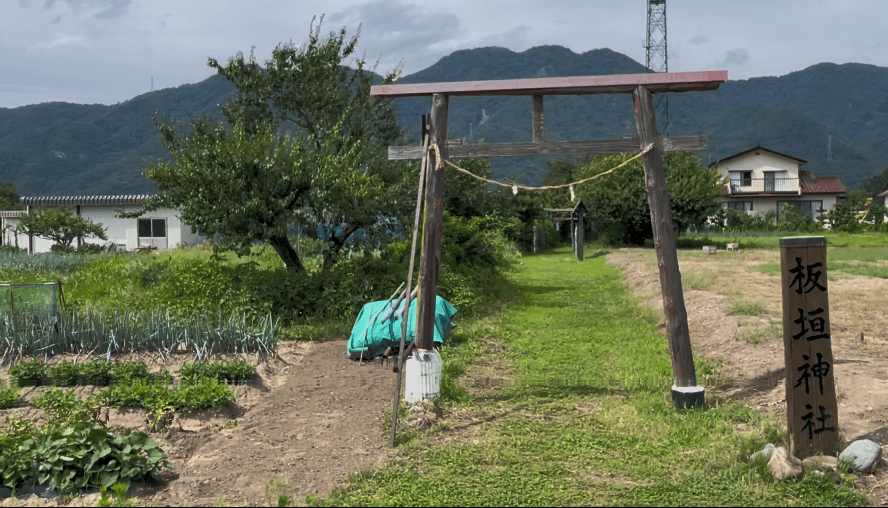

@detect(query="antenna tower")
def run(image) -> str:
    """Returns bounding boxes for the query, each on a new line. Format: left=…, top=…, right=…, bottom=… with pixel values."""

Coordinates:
left=645, top=0, right=669, bottom=134
left=827, top=134, right=832, bottom=159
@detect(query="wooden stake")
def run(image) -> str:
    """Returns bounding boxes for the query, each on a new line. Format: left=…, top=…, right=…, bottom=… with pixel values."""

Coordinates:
left=632, top=85, right=702, bottom=408
left=415, top=94, right=449, bottom=351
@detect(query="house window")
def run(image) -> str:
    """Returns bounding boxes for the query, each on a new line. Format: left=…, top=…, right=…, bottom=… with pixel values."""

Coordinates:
left=730, top=171, right=752, bottom=187
left=726, top=201, right=753, bottom=212
left=138, top=218, right=166, bottom=238
left=777, top=201, right=824, bottom=222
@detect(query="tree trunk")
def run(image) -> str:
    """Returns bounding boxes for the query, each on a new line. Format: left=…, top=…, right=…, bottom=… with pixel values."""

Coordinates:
left=321, top=223, right=361, bottom=270
left=268, top=235, right=306, bottom=272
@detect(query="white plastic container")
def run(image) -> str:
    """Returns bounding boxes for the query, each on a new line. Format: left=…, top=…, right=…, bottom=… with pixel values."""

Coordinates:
left=404, top=350, right=442, bottom=402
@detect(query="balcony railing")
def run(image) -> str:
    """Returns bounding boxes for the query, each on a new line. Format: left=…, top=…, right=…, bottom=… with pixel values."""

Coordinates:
left=728, top=177, right=799, bottom=194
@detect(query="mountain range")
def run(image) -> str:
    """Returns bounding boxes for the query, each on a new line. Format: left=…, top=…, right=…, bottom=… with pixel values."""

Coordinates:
left=1, top=45, right=885, bottom=196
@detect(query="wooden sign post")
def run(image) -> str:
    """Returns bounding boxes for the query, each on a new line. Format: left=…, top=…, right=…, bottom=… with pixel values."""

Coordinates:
left=779, top=237, right=839, bottom=457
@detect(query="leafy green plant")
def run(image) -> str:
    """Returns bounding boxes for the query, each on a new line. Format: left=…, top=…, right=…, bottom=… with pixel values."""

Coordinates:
left=170, top=377, right=237, bottom=412
left=178, top=361, right=224, bottom=384
left=32, top=387, right=79, bottom=414
left=82, top=358, right=113, bottom=386
left=110, top=361, right=150, bottom=384
left=17, top=423, right=172, bottom=495
left=98, top=377, right=175, bottom=411
left=151, top=368, right=173, bottom=385
left=98, top=482, right=139, bottom=507
left=98, top=375, right=235, bottom=414
left=0, top=416, right=37, bottom=489
left=48, top=361, right=83, bottom=387
left=8, top=358, right=46, bottom=386
left=178, top=360, right=256, bottom=385
left=225, top=360, right=256, bottom=385
left=262, top=475, right=294, bottom=507
left=31, top=387, right=102, bottom=428
left=0, top=379, right=20, bottom=409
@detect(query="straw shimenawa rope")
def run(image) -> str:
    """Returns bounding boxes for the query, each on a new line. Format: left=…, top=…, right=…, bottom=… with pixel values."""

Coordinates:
left=427, top=143, right=654, bottom=193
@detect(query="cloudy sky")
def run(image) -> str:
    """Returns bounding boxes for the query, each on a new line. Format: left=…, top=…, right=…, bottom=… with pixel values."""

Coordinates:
left=2, top=0, right=886, bottom=108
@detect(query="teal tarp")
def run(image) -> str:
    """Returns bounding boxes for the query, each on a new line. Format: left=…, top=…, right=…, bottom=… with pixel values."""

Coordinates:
left=347, top=296, right=457, bottom=360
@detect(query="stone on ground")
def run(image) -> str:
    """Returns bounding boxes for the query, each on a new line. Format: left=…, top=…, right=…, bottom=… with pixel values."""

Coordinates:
left=839, top=439, right=883, bottom=474
left=750, top=443, right=776, bottom=462
left=802, top=455, right=838, bottom=472
left=768, top=446, right=803, bottom=480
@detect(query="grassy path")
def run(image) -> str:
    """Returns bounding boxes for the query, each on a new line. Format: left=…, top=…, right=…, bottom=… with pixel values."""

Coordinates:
left=313, top=248, right=866, bottom=506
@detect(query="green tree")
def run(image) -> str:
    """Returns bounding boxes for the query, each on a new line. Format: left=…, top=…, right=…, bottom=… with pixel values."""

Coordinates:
left=0, top=181, right=21, bottom=211
left=859, top=166, right=888, bottom=200
left=826, top=200, right=860, bottom=232
left=141, top=18, right=404, bottom=271
left=18, top=207, right=107, bottom=249
left=576, top=151, right=724, bottom=244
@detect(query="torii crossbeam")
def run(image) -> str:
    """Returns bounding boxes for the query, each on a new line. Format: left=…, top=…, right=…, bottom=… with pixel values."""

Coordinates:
left=371, top=70, right=727, bottom=409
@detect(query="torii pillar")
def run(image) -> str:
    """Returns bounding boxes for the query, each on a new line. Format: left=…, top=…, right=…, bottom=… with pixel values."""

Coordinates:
left=372, top=70, right=727, bottom=410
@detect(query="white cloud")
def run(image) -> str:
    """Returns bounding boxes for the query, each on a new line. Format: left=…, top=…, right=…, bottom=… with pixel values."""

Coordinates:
left=30, top=33, right=86, bottom=50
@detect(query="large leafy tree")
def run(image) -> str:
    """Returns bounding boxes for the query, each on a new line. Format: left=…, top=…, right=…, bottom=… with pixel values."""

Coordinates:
left=574, top=151, right=724, bottom=244
left=18, top=207, right=107, bottom=248
left=142, top=18, right=404, bottom=271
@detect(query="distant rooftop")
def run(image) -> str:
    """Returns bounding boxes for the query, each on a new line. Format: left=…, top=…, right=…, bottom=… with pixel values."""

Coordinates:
left=20, top=195, right=155, bottom=207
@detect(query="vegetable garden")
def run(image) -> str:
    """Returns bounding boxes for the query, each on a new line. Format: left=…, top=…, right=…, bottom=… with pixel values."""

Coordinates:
left=0, top=358, right=256, bottom=498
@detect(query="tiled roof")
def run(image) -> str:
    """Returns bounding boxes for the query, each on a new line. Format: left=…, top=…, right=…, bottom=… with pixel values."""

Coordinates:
left=20, top=195, right=155, bottom=206
left=801, top=176, right=846, bottom=194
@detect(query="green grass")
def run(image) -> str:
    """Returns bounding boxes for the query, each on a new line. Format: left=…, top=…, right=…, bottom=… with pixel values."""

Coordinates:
left=311, top=247, right=867, bottom=506
left=736, top=320, right=783, bottom=345
left=679, top=231, right=888, bottom=249
left=728, top=299, right=767, bottom=317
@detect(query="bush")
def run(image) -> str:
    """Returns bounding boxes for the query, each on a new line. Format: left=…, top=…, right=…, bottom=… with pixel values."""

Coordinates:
left=8, top=358, right=46, bottom=387
left=76, top=243, right=104, bottom=254
left=50, top=243, right=76, bottom=254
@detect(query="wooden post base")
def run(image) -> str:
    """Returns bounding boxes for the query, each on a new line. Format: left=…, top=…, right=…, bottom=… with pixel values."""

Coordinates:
left=672, top=385, right=705, bottom=410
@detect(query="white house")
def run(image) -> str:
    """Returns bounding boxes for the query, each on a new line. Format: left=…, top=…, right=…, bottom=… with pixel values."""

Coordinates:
left=711, top=145, right=846, bottom=221
left=1, top=195, right=206, bottom=253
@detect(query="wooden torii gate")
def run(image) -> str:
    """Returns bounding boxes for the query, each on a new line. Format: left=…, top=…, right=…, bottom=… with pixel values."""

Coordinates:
left=371, top=70, right=727, bottom=409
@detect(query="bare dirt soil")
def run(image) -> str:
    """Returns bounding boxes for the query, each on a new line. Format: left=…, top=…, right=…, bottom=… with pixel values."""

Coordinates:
left=1, top=342, right=397, bottom=507
left=606, top=247, right=888, bottom=506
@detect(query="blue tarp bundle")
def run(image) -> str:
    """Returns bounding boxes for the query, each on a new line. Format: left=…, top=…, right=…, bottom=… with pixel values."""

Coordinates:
left=347, top=296, right=457, bottom=360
